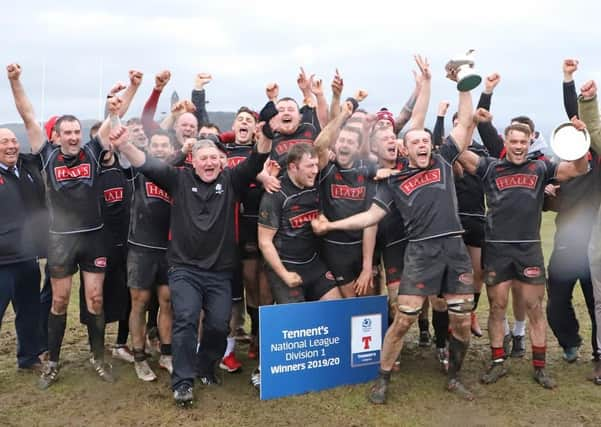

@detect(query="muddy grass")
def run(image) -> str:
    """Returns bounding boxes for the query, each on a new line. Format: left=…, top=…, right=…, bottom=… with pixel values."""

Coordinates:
left=1, top=214, right=600, bottom=427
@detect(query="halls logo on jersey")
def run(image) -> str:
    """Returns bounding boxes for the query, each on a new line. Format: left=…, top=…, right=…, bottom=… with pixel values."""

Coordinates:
left=289, top=209, right=319, bottom=229
left=103, top=187, right=124, bottom=203
left=227, top=156, right=246, bottom=168
left=145, top=182, right=171, bottom=203
left=350, top=314, right=382, bottom=367
left=399, top=169, right=441, bottom=195
left=330, top=185, right=366, bottom=201
left=495, top=173, right=538, bottom=191
left=274, top=139, right=313, bottom=156
left=54, top=164, right=91, bottom=182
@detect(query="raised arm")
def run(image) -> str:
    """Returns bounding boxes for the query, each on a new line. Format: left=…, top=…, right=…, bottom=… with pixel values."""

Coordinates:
left=395, top=72, right=421, bottom=132
left=314, top=100, right=353, bottom=169
left=448, top=84, right=475, bottom=154
left=476, top=73, right=504, bottom=157
left=578, top=80, right=601, bottom=155
left=7, top=64, right=45, bottom=152
left=432, top=101, right=450, bottom=148
left=329, top=69, right=344, bottom=121
left=191, top=73, right=212, bottom=127
left=456, top=108, right=492, bottom=174
left=117, top=70, right=143, bottom=118
left=297, top=67, right=315, bottom=108
left=141, top=70, right=170, bottom=134
left=409, top=55, right=431, bottom=130
left=555, top=117, right=589, bottom=180
left=160, top=100, right=196, bottom=130
left=562, top=59, right=579, bottom=119
left=311, top=77, right=329, bottom=129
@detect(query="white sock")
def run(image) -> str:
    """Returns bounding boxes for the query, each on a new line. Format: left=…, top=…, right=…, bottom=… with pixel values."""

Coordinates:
left=223, top=336, right=236, bottom=358
left=503, top=318, right=510, bottom=336
left=513, top=320, right=526, bottom=337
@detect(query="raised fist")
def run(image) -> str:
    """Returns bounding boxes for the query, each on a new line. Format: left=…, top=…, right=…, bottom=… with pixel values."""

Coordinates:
left=108, top=96, right=124, bottom=116
left=129, top=70, right=143, bottom=86
left=331, top=69, right=344, bottom=97
left=580, top=80, right=597, bottom=100
left=108, top=82, right=127, bottom=96
left=438, top=101, right=450, bottom=117
left=563, top=59, right=579, bottom=77
left=266, top=82, right=279, bottom=101
left=154, top=70, right=171, bottom=91
left=6, top=63, right=21, bottom=80
left=354, top=89, right=368, bottom=102
left=195, top=73, right=212, bottom=90
left=311, top=78, right=324, bottom=97
left=473, top=107, right=493, bottom=124
left=484, top=73, right=501, bottom=93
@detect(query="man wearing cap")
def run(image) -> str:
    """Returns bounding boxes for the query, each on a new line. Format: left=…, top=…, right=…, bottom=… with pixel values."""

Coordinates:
left=109, top=116, right=272, bottom=406
left=0, top=126, right=47, bottom=372
left=457, top=120, right=588, bottom=389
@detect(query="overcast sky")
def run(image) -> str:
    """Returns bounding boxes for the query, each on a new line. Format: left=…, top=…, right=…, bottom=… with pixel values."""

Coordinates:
left=2, top=0, right=601, bottom=135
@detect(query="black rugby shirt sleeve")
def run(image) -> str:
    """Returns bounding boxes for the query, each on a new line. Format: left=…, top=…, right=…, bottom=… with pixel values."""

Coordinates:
left=258, top=191, right=282, bottom=230
left=373, top=182, right=394, bottom=213
left=475, top=156, right=494, bottom=179
left=543, top=158, right=559, bottom=183
left=38, top=140, right=55, bottom=170
left=439, top=136, right=461, bottom=164
left=138, top=155, right=178, bottom=194
left=563, top=81, right=578, bottom=120
left=230, top=149, right=269, bottom=195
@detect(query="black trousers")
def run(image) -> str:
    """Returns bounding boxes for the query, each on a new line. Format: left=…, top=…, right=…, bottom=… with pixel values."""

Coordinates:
left=168, top=266, right=231, bottom=390
left=547, top=248, right=598, bottom=358
left=0, top=259, right=41, bottom=368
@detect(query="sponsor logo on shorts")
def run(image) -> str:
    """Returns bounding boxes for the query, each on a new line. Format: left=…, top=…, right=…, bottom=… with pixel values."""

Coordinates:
left=387, top=267, right=397, bottom=274
left=458, top=272, right=474, bottom=285
left=330, top=184, right=366, bottom=200
left=289, top=209, right=319, bottom=229
left=495, top=173, right=538, bottom=191
left=145, top=182, right=171, bottom=203
left=399, top=169, right=441, bottom=195
left=103, top=187, right=124, bottom=203
left=227, top=156, right=246, bottom=168
left=54, top=163, right=91, bottom=182
left=325, top=271, right=335, bottom=281
left=274, top=139, right=313, bottom=156
left=523, top=266, right=541, bottom=278
left=94, top=257, right=107, bottom=268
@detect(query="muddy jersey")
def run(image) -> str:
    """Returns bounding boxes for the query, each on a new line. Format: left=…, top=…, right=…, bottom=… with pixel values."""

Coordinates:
left=258, top=175, right=320, bottom=262
left=373, top=137, right=463, bottom=242
left=270, top=123, right=318, bottom=169
left=226, top=142, right=262, bottom=217
left=318, top=160, right=377, bottom=244
left=456, top=143, right=488, bottom=217
left=476, top=156, right=558, bottom=242
left=128, top=169, right=171, bottom=251
left=39, top=138, right=104, bottom=234
left=99, top=160, right=133, bottom=245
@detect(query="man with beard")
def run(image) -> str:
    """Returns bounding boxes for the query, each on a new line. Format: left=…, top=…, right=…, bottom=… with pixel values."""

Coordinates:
left=457, top=120, right=588, bottom=389
left=312, top=68, right=480, bottom=401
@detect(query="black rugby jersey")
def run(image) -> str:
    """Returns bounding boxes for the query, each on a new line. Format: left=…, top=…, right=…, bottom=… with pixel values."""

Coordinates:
left=258, top=175, right=320, bottom=263
left=128, top=170, right=171, bottom=251
left=456, top=143, right=488, bottom=217
left=318, top=160, right=377, bottom=244
left=270, top=123, right=318, bottom=169
left=99, top=159, right=132, bottom=246
left=226, top=142, right=262, bottom=217
left=476, top=156, right=558, bottom=242
left=373, top=137, right=463, bottom=242
left=39, top=138, right=104, bottom=234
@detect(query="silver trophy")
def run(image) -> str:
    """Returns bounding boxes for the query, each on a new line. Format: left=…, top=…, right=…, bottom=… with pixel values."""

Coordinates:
left=446, top=50, right=482, bottom=92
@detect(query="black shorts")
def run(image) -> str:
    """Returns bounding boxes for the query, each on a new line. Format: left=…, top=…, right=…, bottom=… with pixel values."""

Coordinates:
left=382, top=240, right=408, bottom=288
left=239, top=216, right=259, bottom=259
left=47, top=229, right=107, bottom=279
left=321, top=241, right=362, bottom=285
left=460, top=215, right=485, bottom=248
left=483, top=241, right=546, bottom=286
left=126, top=246, right=169, bottom=290
left=266, top=255, right=337, bottom=304
left=400, top=236, right=474, bottom=296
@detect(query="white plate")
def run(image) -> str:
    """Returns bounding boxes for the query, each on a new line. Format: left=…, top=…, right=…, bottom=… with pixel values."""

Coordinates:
left=550, top=122, right=590, bottom=161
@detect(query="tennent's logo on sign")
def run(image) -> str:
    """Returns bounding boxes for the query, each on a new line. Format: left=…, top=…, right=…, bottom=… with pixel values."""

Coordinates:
left=351, top=314, right=382, bottom=367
